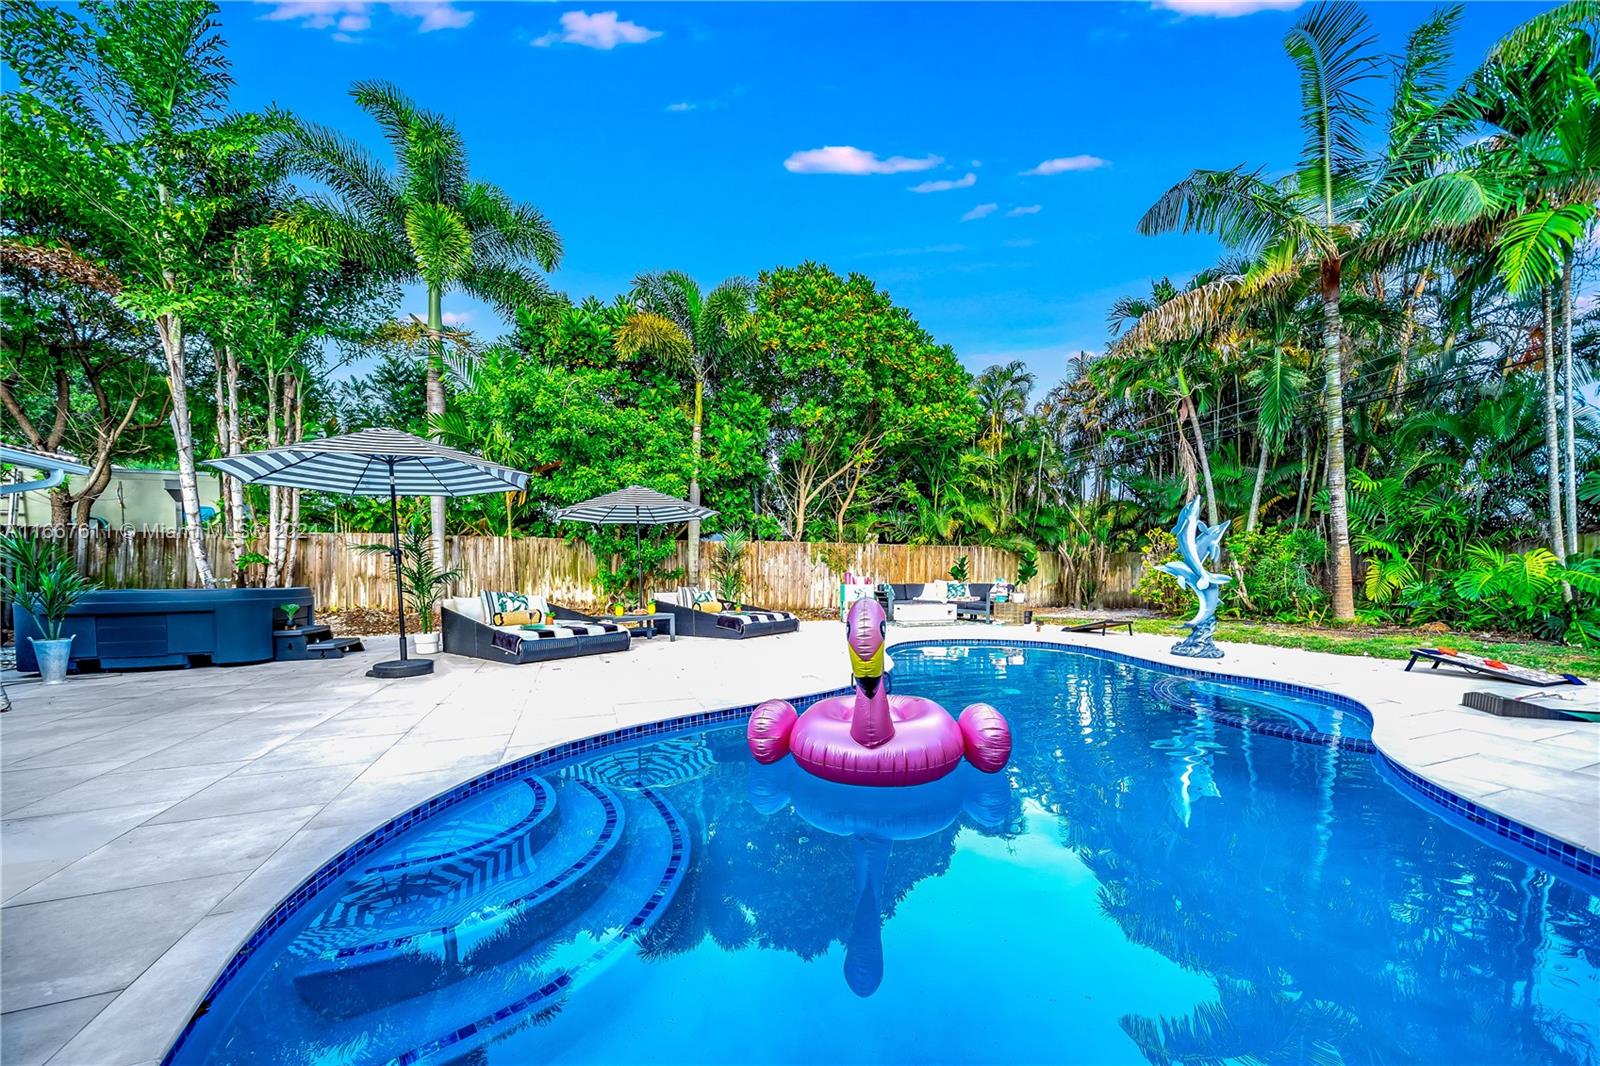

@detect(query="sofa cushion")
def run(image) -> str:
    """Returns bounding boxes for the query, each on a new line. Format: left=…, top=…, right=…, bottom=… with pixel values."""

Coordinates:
left=443, top=596, right=486, bottom=623
left=946, top=581, right=969, bottom=600
left=894, top=601, right=956, bottom=623
left=922, top=580, right=948, bottom=602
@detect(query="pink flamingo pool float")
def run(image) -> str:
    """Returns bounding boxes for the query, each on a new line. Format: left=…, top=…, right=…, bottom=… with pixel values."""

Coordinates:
left=747, top=598, right=1012, bottom=786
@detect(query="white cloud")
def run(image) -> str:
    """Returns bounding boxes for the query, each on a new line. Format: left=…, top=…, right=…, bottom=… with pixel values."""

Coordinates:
left=961, top=203, right=999, bottom=222
left=665, top=101, right=696, bottom=112
left=1007, top=204, right=1042, bottom=217
left=389, top=1, right=473, bottom=31
left=442, top=310, right=473, bottom=327
left=1021, top=155, right=1109, bottom=176
left=783, top=146, right=942, bottom=175
left=533, top=10, right=662, bottom=49
left=909, top=172, right=977, bottom=194
left=1152, top=0, right=1302, bottom=17
left=257, top=1, right=472, bottom=36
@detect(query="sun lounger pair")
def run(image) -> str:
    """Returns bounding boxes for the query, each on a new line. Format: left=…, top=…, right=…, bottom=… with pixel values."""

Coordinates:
left=1405, top=647, right=1584, bottom=688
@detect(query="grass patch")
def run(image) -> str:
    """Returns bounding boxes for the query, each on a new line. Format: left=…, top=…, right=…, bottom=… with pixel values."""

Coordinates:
left=1036, top=615, right=1600, bottom=678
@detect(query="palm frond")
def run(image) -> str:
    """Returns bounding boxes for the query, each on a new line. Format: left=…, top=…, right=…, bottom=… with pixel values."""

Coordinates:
left=1496, top=203, right=1595, bottom=293
left=1138, top=167, right=1306, bottom=254
left=616, top=310, right=692, bottom=363
left=459, top=260, right=555, bottom=316
left=1284, top=1, right=1381, bottom=210
left=352, top=79, right=467, bottom=203
left=1488, top=0, right=1600, bottom=65
left=403, top=202, right=473, bottom=288
left=459, top=180, right=563, bottom=271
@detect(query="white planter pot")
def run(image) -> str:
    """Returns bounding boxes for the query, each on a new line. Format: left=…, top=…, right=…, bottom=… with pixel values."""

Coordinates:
left=414, top=632, right=441, bottom=655
left=31, top=635, right=75, bottom=685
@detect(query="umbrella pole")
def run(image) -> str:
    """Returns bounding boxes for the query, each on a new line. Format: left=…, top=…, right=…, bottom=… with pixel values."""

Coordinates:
left=368, top=458, right=433, bottom=679
left=635, top=522, right=643, bottom=611
left=391, top=468, right=408, bottom=662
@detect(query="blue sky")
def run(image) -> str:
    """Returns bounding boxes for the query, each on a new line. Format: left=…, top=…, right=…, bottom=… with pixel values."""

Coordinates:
left=223, top=1, right=1546, bottom=387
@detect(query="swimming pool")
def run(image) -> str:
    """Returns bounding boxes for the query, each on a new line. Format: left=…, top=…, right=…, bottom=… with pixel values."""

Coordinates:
left=169, top=643, right=1599, bottom=1065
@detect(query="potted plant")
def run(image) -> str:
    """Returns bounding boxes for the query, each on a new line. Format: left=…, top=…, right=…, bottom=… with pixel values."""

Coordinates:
left=279, top=603, right=302, bottom=630
left=1, top=535, right=99, bottom=685
left=948, top=554, right=970, bottom=584
left=354, top=523, right=460, bottom=656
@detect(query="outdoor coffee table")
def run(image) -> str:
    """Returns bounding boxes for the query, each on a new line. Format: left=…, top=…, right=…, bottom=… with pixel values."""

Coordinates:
left=612, top=612, right=676, bottom=641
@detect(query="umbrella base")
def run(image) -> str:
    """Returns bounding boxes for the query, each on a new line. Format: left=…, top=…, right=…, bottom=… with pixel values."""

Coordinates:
left=368, top=658, right=434, bottom=679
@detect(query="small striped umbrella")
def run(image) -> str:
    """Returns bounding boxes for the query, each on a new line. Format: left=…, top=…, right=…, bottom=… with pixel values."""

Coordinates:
left=207, top=428, right=528, bottom=679
left=553, top=487, right=715, bottom=610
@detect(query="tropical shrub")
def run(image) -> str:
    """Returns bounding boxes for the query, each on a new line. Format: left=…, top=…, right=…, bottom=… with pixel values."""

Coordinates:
left=711, top=528, right=749, bottom=604
left=1226, top=528, right=1327, bottom=620
left=1132, top=529, right=1188, bottom=616
left=949, top=554, right=969, bottom=583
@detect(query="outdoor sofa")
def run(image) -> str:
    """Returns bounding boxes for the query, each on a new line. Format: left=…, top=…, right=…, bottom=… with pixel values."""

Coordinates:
left=440, top=593, right=630, bottom=664
left=651, top=587, right=799, bottom=639
left=877, top=581, right=997, bottom=624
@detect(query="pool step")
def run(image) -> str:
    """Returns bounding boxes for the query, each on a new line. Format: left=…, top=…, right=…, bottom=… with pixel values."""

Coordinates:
left=293, top=779, right=625, bottom=1017
left=283, top=784, right=690, bottom=1063
left=288, top=776, right=559, bottom=962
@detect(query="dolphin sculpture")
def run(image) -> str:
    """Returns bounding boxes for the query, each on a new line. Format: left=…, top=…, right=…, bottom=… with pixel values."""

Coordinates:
left=1158, top=497, right=1230, bottom=658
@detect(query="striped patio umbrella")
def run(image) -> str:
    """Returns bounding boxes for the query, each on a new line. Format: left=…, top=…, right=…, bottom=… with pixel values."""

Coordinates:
left=207, top=428, right=528, bottom=679
left=553, top=487, right=715, bottom=610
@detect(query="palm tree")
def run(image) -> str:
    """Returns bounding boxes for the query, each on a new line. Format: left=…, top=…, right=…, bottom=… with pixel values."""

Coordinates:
left=277, top=80, right=561, bottom=561
left=615, top=271, right=756, bottom=583
left=1122, top=1, right=1408, bottom=621
left=1374, top=3, right=1599, bottom=561
left=975, top=361, right=1034, bottom=454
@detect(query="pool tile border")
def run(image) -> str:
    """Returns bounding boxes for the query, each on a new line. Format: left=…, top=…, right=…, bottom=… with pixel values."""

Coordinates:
left=160, top=638, right=1598, bottom=1064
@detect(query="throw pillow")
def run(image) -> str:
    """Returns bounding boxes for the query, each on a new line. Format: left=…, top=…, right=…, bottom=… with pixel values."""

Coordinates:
left=946, top=581, right=969, bottom=600
left=696, top=601, right=722, bottom=613
left=495, top=609, right=538, bottom=626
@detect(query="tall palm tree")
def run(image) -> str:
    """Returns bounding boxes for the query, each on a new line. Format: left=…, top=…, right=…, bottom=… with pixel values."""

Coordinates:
left=1123, top=2, right=1400, bottom=621
left=616, top=271, right=756, bottom=583
left=277, top=80, right=561, bottom=561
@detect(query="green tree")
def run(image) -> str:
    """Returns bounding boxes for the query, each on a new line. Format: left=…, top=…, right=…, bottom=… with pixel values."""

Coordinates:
left=755, top=263, right=978, bottom=541
left=277, top=80, right=561, bottom=562
left=1, top=0, right=266, bottom=584
left=616, top=271, right=756, bottom=582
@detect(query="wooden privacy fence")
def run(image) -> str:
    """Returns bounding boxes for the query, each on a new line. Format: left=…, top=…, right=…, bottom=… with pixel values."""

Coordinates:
left=41, top=528, right=1149, bottom=612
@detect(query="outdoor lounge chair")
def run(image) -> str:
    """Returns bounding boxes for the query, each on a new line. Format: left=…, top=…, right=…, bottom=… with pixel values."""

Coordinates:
left=440, top=594, right=630, bottom=664
left=1404, top=646, right=1584, bottom=688
left=1061, top=619, right=1134, bottom=636
left=651, top=587, right=799, bottom=639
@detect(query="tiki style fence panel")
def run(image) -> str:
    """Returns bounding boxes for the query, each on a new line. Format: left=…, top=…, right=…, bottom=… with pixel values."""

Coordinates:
left=33, top=529, right=1163, bottom=613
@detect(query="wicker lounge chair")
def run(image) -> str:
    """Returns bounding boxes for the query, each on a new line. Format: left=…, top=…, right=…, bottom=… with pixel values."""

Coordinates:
left=651, top=588, right=799, bottom=639
left=1405, top=647, right=1584, bottom=688
left=440, top=594, right=630, bottom=664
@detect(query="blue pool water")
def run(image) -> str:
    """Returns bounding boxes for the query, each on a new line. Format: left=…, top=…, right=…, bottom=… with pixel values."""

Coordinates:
left=172, top=644, right=1599, bottom=1065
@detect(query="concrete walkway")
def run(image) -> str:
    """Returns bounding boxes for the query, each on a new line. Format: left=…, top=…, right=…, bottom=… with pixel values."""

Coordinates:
left=1, top=622, right=1595, bottom=1066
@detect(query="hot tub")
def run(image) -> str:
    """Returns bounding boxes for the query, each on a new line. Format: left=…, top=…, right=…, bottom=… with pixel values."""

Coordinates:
left=12, top=587, right=313, bottom=673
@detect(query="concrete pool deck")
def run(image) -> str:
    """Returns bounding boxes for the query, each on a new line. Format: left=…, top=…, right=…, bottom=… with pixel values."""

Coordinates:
left=2, top=621, right=1596, bottom=1065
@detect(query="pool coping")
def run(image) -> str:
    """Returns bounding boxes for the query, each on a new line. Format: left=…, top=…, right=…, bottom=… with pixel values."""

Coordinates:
left=158, top=637, right=1600, bottom=1064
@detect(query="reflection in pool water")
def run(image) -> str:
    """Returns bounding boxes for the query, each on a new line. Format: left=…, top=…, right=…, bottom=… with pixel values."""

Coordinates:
left=171, top=643, right=1599, bottom=1066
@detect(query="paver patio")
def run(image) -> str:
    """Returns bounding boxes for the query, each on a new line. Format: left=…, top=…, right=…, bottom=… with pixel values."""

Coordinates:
left=1, top=621, right=1595, bottom=1065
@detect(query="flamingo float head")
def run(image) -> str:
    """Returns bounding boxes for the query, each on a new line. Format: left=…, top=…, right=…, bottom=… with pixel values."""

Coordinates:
left=845, top=598, right=886, bottom=683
